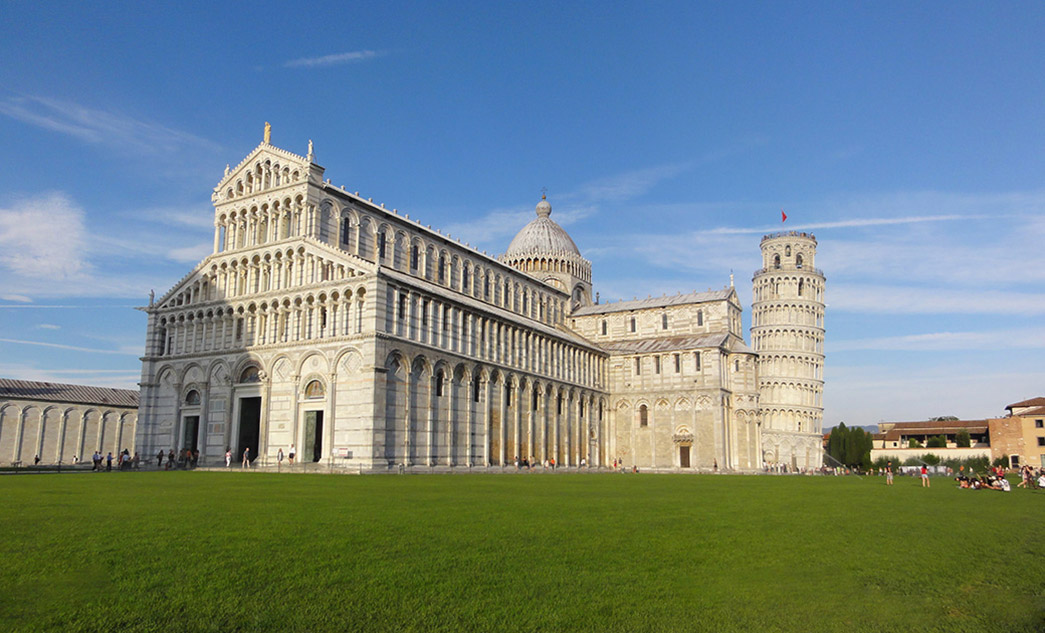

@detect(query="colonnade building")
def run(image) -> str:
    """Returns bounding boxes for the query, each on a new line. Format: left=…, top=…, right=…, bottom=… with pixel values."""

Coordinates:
left=135, top=130, right=826, bottom=471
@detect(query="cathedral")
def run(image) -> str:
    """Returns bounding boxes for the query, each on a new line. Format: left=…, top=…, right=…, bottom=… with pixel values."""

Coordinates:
left=136, top=129, right=825, bottom=471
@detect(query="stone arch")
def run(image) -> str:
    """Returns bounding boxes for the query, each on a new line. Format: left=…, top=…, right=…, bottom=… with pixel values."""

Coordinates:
left=384, top=351, right=408, bottom=464
left=296, top=351, right=329, bottom=377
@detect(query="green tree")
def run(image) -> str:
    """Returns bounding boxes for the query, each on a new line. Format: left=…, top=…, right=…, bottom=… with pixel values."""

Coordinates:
left=955, top=428, right=971, bottom=448
left=908, top=438, right=923, bottom=448
left=828, top=423, right=847, bottom=465
left=926, top=435, right=947, bottom=448
left=922, top=453, right=941, bottom=466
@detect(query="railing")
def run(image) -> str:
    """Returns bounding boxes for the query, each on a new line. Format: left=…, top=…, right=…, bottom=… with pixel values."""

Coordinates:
left=762, top=231, right=816, bottom=242
left=752, top=266, right=825, bottom=277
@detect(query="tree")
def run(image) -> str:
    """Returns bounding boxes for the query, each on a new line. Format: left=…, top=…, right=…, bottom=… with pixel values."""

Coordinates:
left=926, top=435, right=947, bottom=448
left=908, top=438, right=923, bottom=448
left=955, top=428, right=971, bottom=448
left=828, top=423, right=847, bottom=465
left=930, top=416, right=959, bottom=421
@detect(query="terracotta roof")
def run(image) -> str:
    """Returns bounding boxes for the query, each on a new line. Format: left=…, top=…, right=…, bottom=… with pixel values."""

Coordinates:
left=876, top=419, right=988, bottom=441
left=0, top=378, right=139, bottom=409
left=1014, top=406, right=1045, bottom=416
left=572, top=289, right=733, bottom=316
left=1006, top=397, right=1045, bottom=409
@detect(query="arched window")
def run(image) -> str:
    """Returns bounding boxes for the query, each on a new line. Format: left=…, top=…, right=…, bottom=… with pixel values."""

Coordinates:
left=734, top=359, right=740, bottom=372
left=601, top=320, right=607, bottom=335
left=798, top=279, right=804, bottom=297
left=239, top=366, right=260, bottom=383
left=410, top=245, right=419, bottom=270
left=185, top=390, right=201, bottom=406
left=462, top=266, right=470, bottom=290
left=785, top=246, right=791, bottom=257
left=795, top=254, right=803, bottom=268
left=341, top=217, right=350, bottom=245
left=697, top=310, right=703, bottom=326
left=662, top=313, right=668, bottom=329
left=639, top=404, right=648, bottom=427
left=773, top=254, right=781, bottom=268
left=630, top=317, right=636, bottom=332
left=304, top=380, right=325, bottom=399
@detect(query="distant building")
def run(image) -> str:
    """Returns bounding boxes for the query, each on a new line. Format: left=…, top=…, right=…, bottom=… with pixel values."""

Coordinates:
left=870, top=397, right=1045, bottom=468
left=988, top=397, right=1045, bottom=469
left=871, top=419, right=991, bottom=464
left=0, top=379, right=139, bottom=465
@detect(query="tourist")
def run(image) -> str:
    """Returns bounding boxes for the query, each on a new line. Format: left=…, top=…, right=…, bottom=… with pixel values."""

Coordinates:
left=580, top=457, right=587, bottom=468
left=242, top=447, right=251, bottom=468
left=133, top=452, right=140, bottom=469
left=288, top=444, right=295, bottom=464
left=278, top=448, right=284, bottom=465
left=225, top=448, right=232, bottom=468
left=105, top=452, right=113, bottom=472
left=92, top=451, right=101, bottom=471
left=920, top=464, right=930, bottom=487
left=156, top=450, right=164, bottom=468
left=34, top=455, right=40, bottom=466
left=886, top=461, right=893, bottom=486
left=191, top=449, right=199, bottom=468
left=166, top=449, right=175, bottom=470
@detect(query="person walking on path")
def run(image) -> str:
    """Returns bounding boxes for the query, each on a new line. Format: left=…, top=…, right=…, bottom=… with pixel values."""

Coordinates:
left=920, top=464, right=930, bottom=487
left=156, top=450, right=164, bottom=468
left=277, top=448, right=284, bottom=466
left=242, top=447, right=251, bottom=468
left=225, top=448, right=232, bottom=468
left=105, top=452, right=113, bottom=472
left=288, top=444, right=295, bottom=465
left=886, top=461, right=894, bottom=486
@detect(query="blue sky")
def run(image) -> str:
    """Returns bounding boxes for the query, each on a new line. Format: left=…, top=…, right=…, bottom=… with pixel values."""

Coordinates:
left=1, top=1, right=1043, bottom=427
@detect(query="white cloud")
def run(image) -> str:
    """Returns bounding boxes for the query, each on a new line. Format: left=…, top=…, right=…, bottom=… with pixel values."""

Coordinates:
left=35, top=324, right=61, bottom=330
left=444, top=164, right=685, bottom=248
left=0, top=337, right=139, bottom=356
left=1, top=294, right=32, bottom=303
left=0, top=95, right=220, bottom=155
left=167, top=242, right=211, bottom=264
left=828, top=285, right=1045, bottom=315
left=831, top=327, right=1045, bottom=352
left=570, top=164, right=689, bottom=202
left=0, top=192, right=90, bottom=279
left=283, top=50, right=382, bottom=68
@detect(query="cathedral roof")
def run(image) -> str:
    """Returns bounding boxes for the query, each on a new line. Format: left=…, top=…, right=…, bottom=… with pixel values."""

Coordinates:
left=0, top=378, right=139, bottom=408
left=599, top=333, right=729, bottom=354
left=503, top=197, right=581, bottom=258
left=571, top=289, right=734, bottom=316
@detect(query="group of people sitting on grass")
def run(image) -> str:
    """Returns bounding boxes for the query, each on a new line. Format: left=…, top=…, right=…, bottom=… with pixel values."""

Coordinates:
left=951, top=464, right=1044, bottom=491
left=156, top=448, right=199, bottom=470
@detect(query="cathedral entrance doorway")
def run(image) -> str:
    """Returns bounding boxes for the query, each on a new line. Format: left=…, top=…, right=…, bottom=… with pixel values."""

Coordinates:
left=679, top=445, right=691, bottom=468
left=304, top=411, right=323, bottom=462
left=237, top=397, right=261, bottom=464
left=182, top=416, right=200, bottom=452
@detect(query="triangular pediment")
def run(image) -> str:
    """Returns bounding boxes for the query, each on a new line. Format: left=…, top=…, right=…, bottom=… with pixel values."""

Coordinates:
left=152, top=236, right=375, bottom=311
left=212, top=141, right=324, bottom=201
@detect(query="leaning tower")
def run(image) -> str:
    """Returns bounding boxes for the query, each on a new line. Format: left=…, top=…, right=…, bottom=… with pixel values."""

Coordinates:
left=751, top=231, right=825, bottom=470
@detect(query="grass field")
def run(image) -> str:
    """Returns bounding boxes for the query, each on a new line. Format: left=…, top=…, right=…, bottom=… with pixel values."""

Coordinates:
left=0, top=472, right=1042, bottom=633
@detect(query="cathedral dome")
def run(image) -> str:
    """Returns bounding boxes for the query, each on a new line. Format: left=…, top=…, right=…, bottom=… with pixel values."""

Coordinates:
left=504, top=197, right=581, bottom=258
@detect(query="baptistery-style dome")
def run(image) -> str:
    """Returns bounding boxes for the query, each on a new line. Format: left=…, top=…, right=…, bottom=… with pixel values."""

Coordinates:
left=504, top=196, right=581, bottom=258
left=501, top=195, right=593, bottom=308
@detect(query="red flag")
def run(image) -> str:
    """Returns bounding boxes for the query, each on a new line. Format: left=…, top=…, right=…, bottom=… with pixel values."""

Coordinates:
left=781, top=209, right=787, bottom=223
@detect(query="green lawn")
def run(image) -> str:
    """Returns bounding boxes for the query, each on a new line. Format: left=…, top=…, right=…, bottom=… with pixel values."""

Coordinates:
left=0, top=472, right=1042, bottom=633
